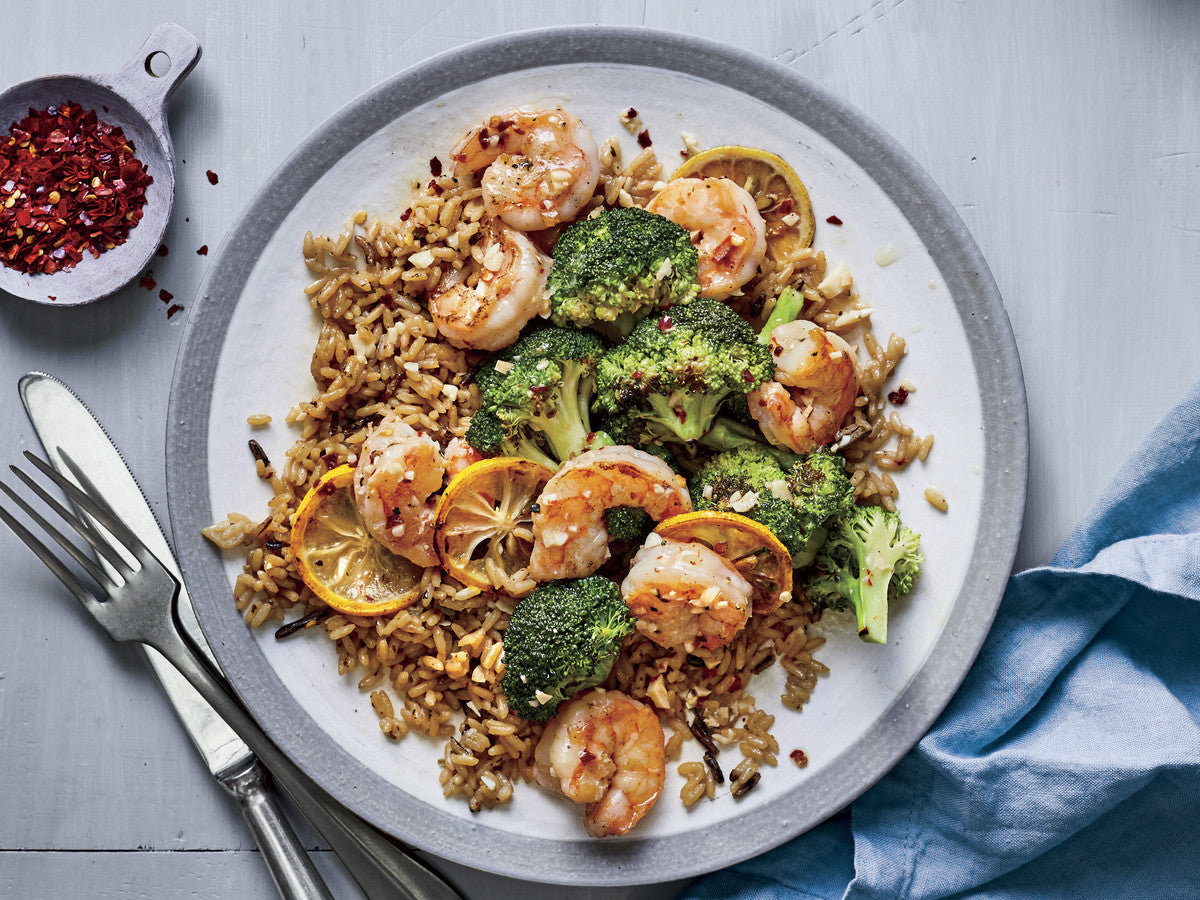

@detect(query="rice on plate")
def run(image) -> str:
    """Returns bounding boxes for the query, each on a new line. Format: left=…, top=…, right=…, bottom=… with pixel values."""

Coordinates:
left=203, top=101, right=931, bottom=838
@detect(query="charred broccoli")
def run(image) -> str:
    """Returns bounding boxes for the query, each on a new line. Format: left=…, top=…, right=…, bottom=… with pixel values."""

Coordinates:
left=500, top=576, right=635, bottom=721
left=547, top=207, right=699, bottom=337
left=465, top=326, right=612, bottom=467
left=805, top=505, right=922, bottom=644
left=594, top=298, right=774, bottom=444
left=690, top=445, right=854, bottom=567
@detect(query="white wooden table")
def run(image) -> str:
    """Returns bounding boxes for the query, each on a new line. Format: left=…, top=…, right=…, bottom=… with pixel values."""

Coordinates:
left=2, top=1, right=1197, bottom=897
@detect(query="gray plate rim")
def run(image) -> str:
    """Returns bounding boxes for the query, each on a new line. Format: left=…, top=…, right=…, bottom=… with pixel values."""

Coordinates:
left=166, top=25, right=1028, bottom=886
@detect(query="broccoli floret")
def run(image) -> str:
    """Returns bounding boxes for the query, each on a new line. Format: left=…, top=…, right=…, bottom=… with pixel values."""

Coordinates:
left=690, top=445, right=854, bottom=567
left=594, top=298, right=774, bottom=443
left=547, top=207, right=699, bottom=336
left=464, top=409, right=559, bottom=470
left=466, top=326, right=613, bottom=466
left=604, top=506, right=654, bottom=544
left=500, top=576, right=635, bottom=721
left=805, top=505, right=923, bottom=644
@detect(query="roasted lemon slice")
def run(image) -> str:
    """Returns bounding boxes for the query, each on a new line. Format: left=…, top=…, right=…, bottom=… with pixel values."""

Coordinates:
left=655, top=510, right=793, bottom=614
left=671, top=145, right=816, bottom=261
left=290, top=464, right=423, bottom=616
left=433, top=457, right=555, bottom=595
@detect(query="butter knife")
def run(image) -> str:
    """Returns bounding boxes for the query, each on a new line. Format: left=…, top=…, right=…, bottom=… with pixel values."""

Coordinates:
left=19, top=371, right=464, bottom=900
left=19, top=372, right=333, bottom=900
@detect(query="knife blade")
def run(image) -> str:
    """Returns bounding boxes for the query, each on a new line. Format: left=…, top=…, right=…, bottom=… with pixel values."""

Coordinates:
left=18, top=371, right=333, bottom=900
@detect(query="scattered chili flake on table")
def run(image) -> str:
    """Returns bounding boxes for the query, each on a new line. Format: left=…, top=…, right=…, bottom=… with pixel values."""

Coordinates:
left=888, top=386, right=909, bottom=405
left=0, top=101, right=153, bottom=275
left=826, top=214, right=843, bottom=226
left=166, top=303, right=183, bottom=318
left=197, top=244, right=208, bottom=255
left=158, top=288, right=173, bottom=303
left=205, top=169, right=219, bottom=185
left=138, top=272, right=156, bottom=290
left=636, top=129, right=652, bottom=148
left=155, top=243, right=168, bottom=256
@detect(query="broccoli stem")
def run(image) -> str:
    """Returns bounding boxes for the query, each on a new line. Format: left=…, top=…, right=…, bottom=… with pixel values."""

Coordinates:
left=854, top=568, right=889, bottom=644
left=699, top=416, right=806, bottom=469
left=759, top=286, right=805, bottom=343
left=645, top=390, right=726, bottom=443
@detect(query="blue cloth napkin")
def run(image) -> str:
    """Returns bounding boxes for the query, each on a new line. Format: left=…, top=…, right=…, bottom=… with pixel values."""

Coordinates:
left=686, top=380, right=1200, bottom=899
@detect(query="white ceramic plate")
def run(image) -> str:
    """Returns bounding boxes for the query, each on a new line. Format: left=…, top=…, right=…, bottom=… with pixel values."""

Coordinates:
left=167, top=27, right=1026, bottom=886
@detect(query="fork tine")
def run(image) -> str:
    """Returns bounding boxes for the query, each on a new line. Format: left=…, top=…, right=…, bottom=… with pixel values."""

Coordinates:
left=6, top=466, right=133, bottom=579
left=0, top=502, right=108, bottom=618
left=0, top=480, right=117, bottom=588
left=22, top=451, right=151, bottom=567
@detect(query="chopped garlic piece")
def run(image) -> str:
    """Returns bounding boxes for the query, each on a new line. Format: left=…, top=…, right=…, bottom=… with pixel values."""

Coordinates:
left=655, top=257, right=673, bottom=280
left=875, top=243, right=899, bottom=267
left=818, top=262, right=853, bottom=299
left=680, top=131, right=702, bottom=157
left=408, top=249, right=435, bottom=268
left=781, top=212, right=800, bottom=227
left=727, top=490, right=759, bottom=513
left=646, top=676, right=672, bottom=710
left=766, top=479, right=793, bottom=501
left=494, top=359, right=514, bottom=374
left=534, top=689, right=554, bottom=706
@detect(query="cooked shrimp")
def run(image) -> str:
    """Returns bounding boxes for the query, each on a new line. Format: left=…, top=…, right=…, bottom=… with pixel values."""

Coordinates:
left=620, top=534, right=753, bottom=652
left=532, top=688, right=666, bottom=837
left=353, top=410, right=444, bottom=567
left=442, top=436, right=483, bottom=481
left=428, top=222, right=550, bottom=351
left=646, top=177, right=767, bottom=300
left=529, top=445, right=692, bottom=582
left=749, top=319, right=859, bottom=454
left=451, top=105, right=601, bottom=232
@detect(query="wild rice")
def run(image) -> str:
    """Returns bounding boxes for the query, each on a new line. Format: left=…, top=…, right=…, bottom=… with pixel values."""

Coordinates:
left=203, top=108, right=928, bottom=817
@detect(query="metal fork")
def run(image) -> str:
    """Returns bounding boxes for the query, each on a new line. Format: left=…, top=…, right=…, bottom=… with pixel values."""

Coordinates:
left=0, top=450, right=462, bottom=900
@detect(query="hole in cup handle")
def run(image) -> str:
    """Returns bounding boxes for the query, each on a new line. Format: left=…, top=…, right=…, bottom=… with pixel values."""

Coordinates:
left=116, top=23, right=202, bottom=124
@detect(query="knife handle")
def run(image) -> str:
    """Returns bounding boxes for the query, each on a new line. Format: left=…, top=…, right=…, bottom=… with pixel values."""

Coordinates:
left=222, top=758, right=335, bottom=900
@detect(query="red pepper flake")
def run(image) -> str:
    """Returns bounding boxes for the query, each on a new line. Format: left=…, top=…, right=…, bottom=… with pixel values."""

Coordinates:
left=657, top=314, right=673, bottom=331
left=790, top=748, right=809, bottom=768
left=46, top=295, right=55, bottom=301
left=158, top=288, right=173, bottom=303
left=205, top=169, right=219, bottom=185
left=625, top=107, right=638, bottom=119
left=636, top=129, right=652, bottom=148
left=429, top=157, right=442, bottom=177
left=196, top=244, right=208, bottom=255
left=888, top=387, right=909, bottom=405
left=166, top=303, right=183, bottom=318
left=155, top=244, right=169, bottom=257
left=825, top=214, right=843, bottom=226
left=0, top=101, right=153, bottom=275
left=399, top=207, right=413, bottom=222
left=138, top=273, right=156, bottom=290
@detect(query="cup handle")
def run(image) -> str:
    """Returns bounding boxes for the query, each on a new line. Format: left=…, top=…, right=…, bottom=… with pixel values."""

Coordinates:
left=111, top=23, right=202, bottom=130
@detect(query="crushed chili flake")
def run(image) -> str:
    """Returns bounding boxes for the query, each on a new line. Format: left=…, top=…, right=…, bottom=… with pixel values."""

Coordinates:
left=138, top=273, right=156, bottom=290
left=429, top=156, right=442, bottom=177
left=888, top=387, right=909, bottom=405
left=158, top=288, right=173, bottom=303
left=197, top=244, right=208, bottom=255
left=790, top=748, right=809, bottom=767
left=825, top=214, right=843, bottom=226
left=636, top=129, right=652, bottom=148
left=166, top=303, right=183, bottom=318
left=155, top=244, right=169, bottom=256
left=205, top=169, right=219, bottom=185
left=0, top=101, right=153, bottom=275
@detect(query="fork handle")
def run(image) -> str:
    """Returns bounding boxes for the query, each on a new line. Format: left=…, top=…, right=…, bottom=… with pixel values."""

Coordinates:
left=221, top=758, right=334, bottom=900
left=146, top=617, right=463, bottom=900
